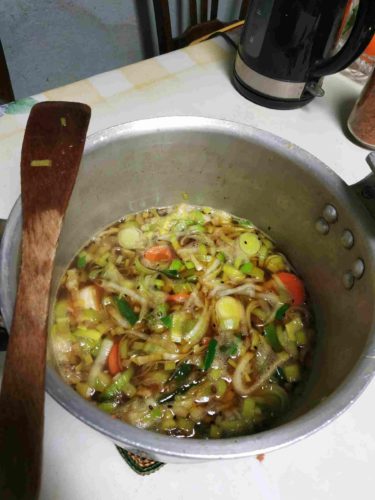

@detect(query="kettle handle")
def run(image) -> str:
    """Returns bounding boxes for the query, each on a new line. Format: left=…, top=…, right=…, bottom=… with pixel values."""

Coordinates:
left=312, top=0, right=375, bottom=78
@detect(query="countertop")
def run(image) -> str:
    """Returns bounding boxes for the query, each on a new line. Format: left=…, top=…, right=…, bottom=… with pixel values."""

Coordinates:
left=0, top=37, right=374, bottom=500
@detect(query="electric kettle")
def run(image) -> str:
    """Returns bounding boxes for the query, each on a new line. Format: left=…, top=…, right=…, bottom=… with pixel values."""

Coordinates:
left=233, top=0, right=375, bottom=109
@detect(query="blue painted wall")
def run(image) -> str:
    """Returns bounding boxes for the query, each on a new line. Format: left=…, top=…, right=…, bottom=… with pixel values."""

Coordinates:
left=1, top=0, right=242, bottom=99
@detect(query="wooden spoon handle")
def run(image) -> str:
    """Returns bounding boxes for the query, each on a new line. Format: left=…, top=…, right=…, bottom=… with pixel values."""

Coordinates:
left=0, top=102, right=91, bottom=499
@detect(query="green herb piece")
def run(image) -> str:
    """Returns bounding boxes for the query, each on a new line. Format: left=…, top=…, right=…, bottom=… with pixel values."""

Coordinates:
left=216, top=252, right=226, bottom=263
left=161, top=315, right=172, bottom=329
left=219, top=341, right=239, bottom=357
left=98, top=401, right=119, bottom=413
left=240, top=262, right=254, bottom=274
left=185, top=261, right=195, bottom=270
left=77, top=253, right=87, bottom=269
left=189, top=224, right=205, bottom=233
left=169, top=259, right=184, bottom=271
left=203, top=338, right=218, bottom=370
left=275, top=304, right=289, bottom=320
left=150, top=406, right=162, bottom=420
left=154, top=303, right=168, bottom=318
left=115, top=297, right=139, bottom=326
left=190, top=210, right=205, bottom=224
left=158, top=379, right=201, bottom=404
left=169, top=362, right=192, bottom=382
left=162, top=269, right=180, bottom=279
left=264, top=323, right=282, bottom=352
left=238, top=218, right=254, bottom=228
left=275, top=367, right=285, bottom=381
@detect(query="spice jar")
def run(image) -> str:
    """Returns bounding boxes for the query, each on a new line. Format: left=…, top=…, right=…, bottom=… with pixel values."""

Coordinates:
left=348, top=68, right=375, bottom=149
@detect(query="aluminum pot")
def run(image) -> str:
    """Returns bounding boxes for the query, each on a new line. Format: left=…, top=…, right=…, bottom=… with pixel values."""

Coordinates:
left=1, top=116, right=375, bottom=463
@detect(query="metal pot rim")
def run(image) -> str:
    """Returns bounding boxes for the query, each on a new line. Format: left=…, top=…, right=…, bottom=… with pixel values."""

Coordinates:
left=1, top=116, right=375, bottom=460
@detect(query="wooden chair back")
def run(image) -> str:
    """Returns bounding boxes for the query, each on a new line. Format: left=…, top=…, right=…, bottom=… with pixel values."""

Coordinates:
left=153, top=0, right=250, bottom=54
left=0, top=41, right=14, bottom=104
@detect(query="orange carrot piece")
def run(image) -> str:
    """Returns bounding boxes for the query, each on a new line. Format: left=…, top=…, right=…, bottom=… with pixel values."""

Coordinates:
left=166, top=293, right=190, bottom=303
left=144, top=245, right=174, bottom=262
left=277, top=272, right=305, bottom=306
left=108, top=342, right=121, bottom=376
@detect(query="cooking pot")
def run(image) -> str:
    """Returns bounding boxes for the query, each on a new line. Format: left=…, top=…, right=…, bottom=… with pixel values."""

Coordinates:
left=1, top=116, right=375, bottom=463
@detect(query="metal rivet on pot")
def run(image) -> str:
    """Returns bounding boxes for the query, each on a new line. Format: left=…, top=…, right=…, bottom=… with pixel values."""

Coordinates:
left=315, top=218, right=329, bottom=235
left=322, top=204, right=338, bottom=223
left=342, top=271, right=354, bottom=290
left=341, top=229, right=354, bottom=249
left=352, top=258, right=365, bottom=279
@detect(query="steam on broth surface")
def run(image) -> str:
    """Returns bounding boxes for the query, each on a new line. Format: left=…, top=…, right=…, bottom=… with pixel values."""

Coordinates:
left=52, top=204, right=314, bottom=438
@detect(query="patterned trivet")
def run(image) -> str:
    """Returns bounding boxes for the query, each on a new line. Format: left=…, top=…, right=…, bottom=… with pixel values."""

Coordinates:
left=116, top=446, right=164, bottom=475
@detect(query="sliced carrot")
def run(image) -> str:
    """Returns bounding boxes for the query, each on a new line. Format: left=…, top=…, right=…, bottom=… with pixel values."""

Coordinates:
left=276, top=272, right=305, bottom=306
left=365, top=35, right=375, bottom=57
left=166, top=293, right=190, bottom=303
left=108, top=342, right=121, bottom=376
left=144, top=245, right=174, bottom=262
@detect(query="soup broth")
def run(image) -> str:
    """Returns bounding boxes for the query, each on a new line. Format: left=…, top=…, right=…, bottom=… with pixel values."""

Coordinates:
left=51, top=204, right=315, bottom=438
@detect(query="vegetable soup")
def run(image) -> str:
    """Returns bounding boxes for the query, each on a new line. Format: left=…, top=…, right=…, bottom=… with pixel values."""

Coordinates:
left=51, top=204, right=315, bottom=438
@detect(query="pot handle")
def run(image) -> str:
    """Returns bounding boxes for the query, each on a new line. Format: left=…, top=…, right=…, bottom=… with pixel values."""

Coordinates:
left=351, top=153, right=375, bottom=218
left=0, top=219, right=9, bottom=351
left=312, top=0, right=375, bottom=78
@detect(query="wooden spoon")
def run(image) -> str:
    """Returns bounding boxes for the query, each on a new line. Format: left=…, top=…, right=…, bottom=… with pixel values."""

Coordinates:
left=0, top=102, right=91, bottom=499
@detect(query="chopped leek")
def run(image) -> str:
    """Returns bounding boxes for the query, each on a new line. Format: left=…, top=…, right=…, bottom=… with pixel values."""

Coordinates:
left=249, top=266, right=264, bottom=281
left=220, top=341, right=239, bottom=357
left=283, top=363, right=302, bottom=382
left=275, top=304, right=289, bottom=320
left=242, top=397, right=256, bottom=419
left=77, top=253, right=87, bottom=269
left=72, top=327, right=102, bottom=343
left=76, top=382, right=95, bottom=399
left=215, top=296, right=244, bottom=330
left=170, top=311, right=188, bottom=343
left=238, top=218, right=253, bottom=228
left=266, top=255, right=286, bottom=273
left=285, top=316, right=304, bottom=340
left=216, top=252, right=226, bottom=263
left=134, top=257, right=155, bottom=275
left=165, top=361, right=176, bottom=371
left=98, top=401, right=119, bottom=413
left=160, top=315, right=171, bottom=329
left=190, top=210, right=205, bottom=224
left=100, top=367, right=134, bottom=400
left=240, top=262, right=254, bottom=274
left=115, top=296, right=139, bottom=326
left=210, top=424, right=221, bottom=438
left=169, top=259, right=184, bottom=271
left=54, top=300, right=69, bottom=319
left=296, top=329, right=308, bottom=346
left=223, top=263, right=245, bottom=282
left=203, top=338, right=218, bottom=370
left=215, top=379, right=227, bottom=397
left=264, top=324, right=282, bottom=352
left=118, top=226, right=143, bottom=249
left=190, top=224, right=205, bottom=233
left=239, top=233, right=261, bottom=256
